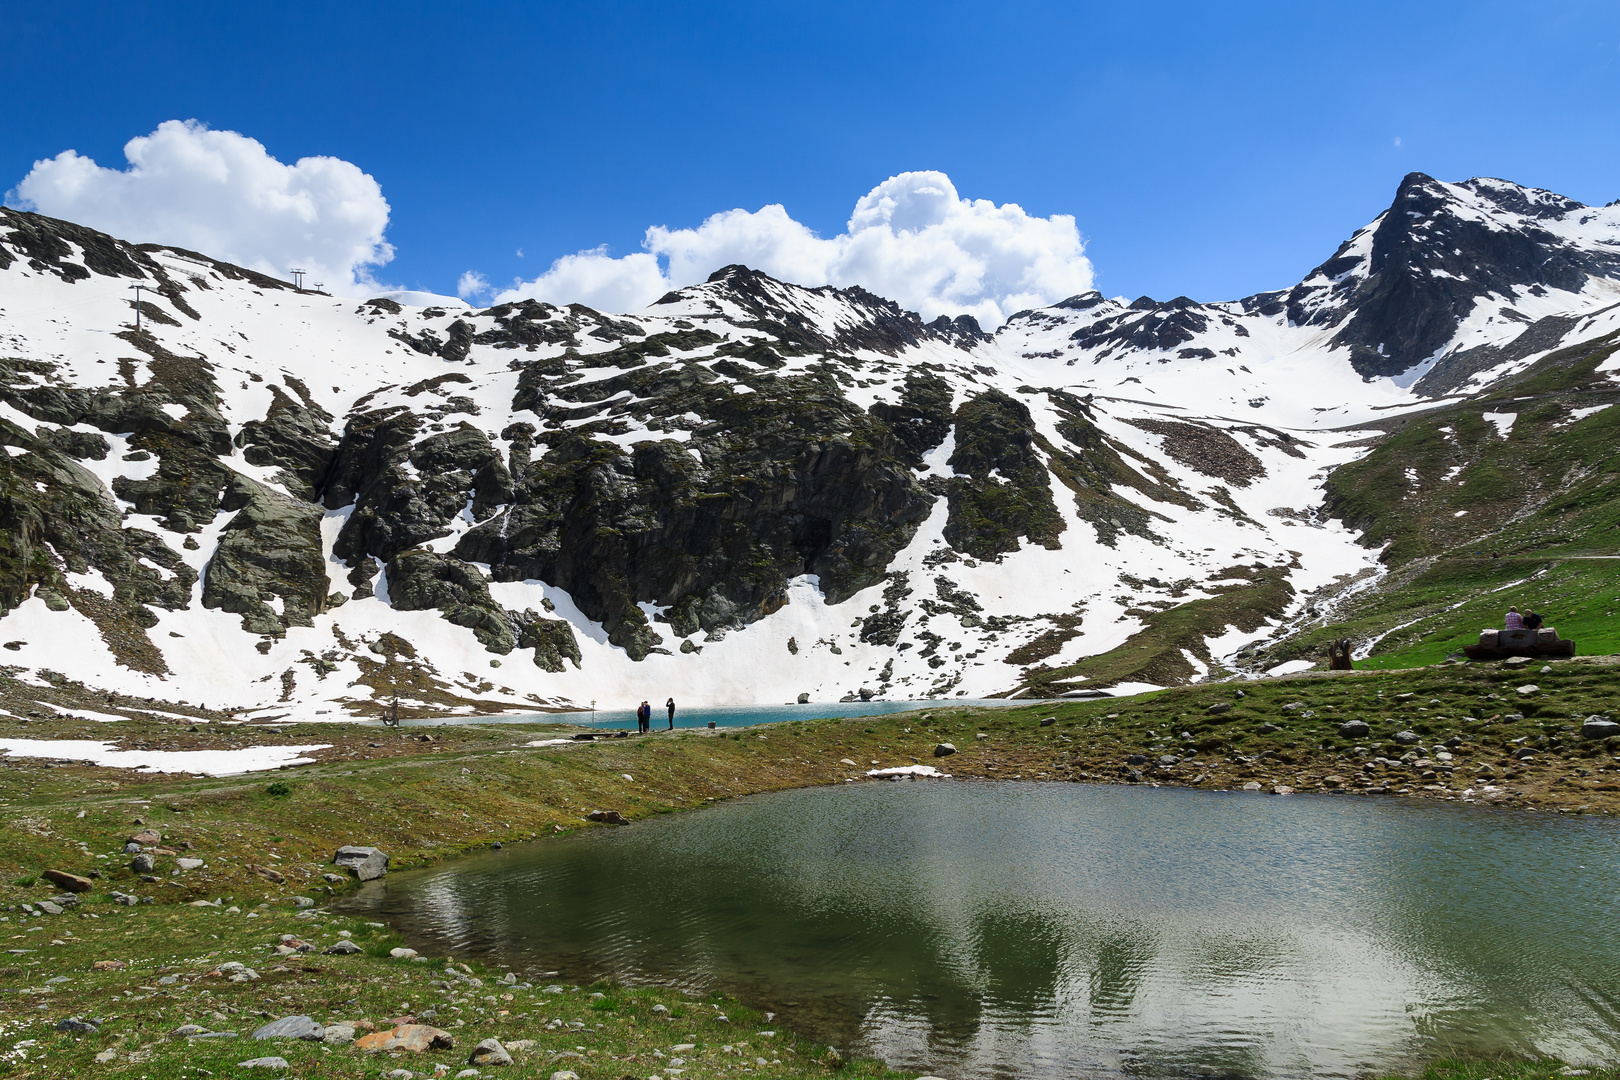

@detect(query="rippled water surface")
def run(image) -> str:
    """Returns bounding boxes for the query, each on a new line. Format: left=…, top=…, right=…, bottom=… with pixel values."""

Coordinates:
left=350, top=783, right=1620, bottom=1079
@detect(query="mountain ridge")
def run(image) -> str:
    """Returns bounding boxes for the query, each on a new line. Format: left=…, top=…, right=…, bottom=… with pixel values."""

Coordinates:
left=2, top=170, right=1619, bottom=720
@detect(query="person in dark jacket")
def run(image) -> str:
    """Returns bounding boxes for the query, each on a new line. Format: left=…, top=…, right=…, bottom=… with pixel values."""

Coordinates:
left=1524, top=611, right=1544, bottom=630
left=637, top=701, right=651, bottom=733
left=666, top=698, right=676, bottom=730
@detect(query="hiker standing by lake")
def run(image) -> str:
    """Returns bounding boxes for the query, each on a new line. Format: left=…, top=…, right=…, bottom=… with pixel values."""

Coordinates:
left=666, top=697, right=676, bottom=730
left=637, top=700, right=651, bottom=733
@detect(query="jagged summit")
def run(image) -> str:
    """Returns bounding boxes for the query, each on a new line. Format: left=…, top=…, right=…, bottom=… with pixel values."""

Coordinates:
left=1288, top=172, right=1620, bottom=379
left=1000, top=172, right=1620, bottom=399
left=653, top=263, right=985, bottom=355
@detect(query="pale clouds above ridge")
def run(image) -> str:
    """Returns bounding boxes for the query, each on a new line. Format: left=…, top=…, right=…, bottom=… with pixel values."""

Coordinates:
left=8, top=120, right=394, bottom=295
left=479, top=171, right=1095, bottom=327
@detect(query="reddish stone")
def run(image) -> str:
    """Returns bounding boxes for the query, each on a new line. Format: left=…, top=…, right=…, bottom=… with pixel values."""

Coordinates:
left=355, top=1025, right=454, bottom=1053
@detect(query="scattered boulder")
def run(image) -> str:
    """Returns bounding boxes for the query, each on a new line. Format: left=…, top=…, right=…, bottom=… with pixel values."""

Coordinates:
left=1581, top=716, right=1620, bottom=740
left=1205, top=702, right=1231, bottom=715
left=1241, top=781, right=1263, bottom=791
left=324, top=939, right=363, bottom=955
left=1504, top=655, right=1533, bottom=666
left=236, top=1057, right=291, bottom=1070
left=1338, top=720, right=1371, bottom=738
left=355, top=1024, right=455, bottom=1053
left=389, top=947, right=419, bottom=959
left=55, top=1018, right=99, bottom=1034
left=92, top=959, right=126, bottom=971
left=932, top=743, right=957, bottom=757
left=1517, top=684, right=1539, bottom=695
left=1256, top=722, right=1281, bottom=734
left=1393, top=731, right=1421, bottom=745
left=130, top=829, right=161, bottom=845
left=248, top=864, right=285, bottom=884
left=252, top=1015, right=324, bottom=1041
left=1039, top=716, right=1055, bottom=726
left=323, top=1023, right=356, bottom=1044
left=587, top=810, right=628, bottom=825
left=334, top=845, right=389, bottom=881
left=176, top=858, right=204, bottom=870
left=1322, top=776, right=1344, bottom=788
left=41, top=870, right=93, bottom=893
left=469, top=1038, right=514, bottom=1066
left=129, top=852, right=155, bottom=874
left=1272, top=784, right=1296, bottom=795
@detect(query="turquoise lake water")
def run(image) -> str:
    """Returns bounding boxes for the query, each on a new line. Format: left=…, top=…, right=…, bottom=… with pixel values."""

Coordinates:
left=400, top=698, right=1020, bottom=730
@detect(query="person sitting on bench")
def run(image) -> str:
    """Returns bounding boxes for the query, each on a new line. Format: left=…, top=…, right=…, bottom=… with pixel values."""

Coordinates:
left=1524, top=611, right=1544, bottom=630
left=1504, top=607, right=1525, bottom=630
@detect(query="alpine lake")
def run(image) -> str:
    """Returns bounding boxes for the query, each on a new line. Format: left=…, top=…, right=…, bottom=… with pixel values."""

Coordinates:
left=344, top=778, right=1620, bottom=1080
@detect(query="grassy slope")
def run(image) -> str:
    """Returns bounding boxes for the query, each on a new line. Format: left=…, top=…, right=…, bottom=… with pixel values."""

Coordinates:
left=1007, top=328, right=1620, bottom=689
left=1276, top=329, right=1620, bottom=671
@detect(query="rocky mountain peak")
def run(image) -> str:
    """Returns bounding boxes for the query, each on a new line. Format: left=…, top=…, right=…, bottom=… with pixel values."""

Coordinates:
left=1298, top=173, right=1620, bottom=379
left=655, top=263, right=983, bottom=355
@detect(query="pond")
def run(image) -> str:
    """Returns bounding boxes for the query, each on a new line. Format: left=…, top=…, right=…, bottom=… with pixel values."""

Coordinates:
left=347, top=782, right=1620, bottom=1079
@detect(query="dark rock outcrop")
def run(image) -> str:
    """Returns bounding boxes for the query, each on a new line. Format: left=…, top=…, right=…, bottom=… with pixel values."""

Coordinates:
left=944, top=389, right=1064, bottom=558
left=202, top=475, right=328, bottom=637
left=385, top=548, right=515, bottom=653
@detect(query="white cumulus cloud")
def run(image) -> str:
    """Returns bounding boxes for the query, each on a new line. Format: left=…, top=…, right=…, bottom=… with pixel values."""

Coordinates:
left=492, top=171, right=1093, bottom=327
left=456, top=270, right=493, bottom=302
left=9, top=119, right=393, bottom=294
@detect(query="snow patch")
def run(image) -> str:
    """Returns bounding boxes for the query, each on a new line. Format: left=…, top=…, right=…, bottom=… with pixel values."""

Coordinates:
left=0, top=738, right=330, bottom=775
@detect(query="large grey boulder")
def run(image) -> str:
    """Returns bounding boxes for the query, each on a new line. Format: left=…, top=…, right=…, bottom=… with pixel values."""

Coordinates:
left=252, top=1015, right=324, bottom=1041
left=468, top=1038, right=514, bottom=1066
left=1582, top=716, right=1620, bottom=740
left=334, top=845, right=389, bottom=881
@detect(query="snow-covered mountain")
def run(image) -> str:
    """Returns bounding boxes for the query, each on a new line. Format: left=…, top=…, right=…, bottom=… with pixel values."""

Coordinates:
left=2, top=171, right=1618, bottom=719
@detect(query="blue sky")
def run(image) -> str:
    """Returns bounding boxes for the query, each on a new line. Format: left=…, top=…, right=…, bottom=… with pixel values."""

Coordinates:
left=5, top=0, right=1619, bottom=313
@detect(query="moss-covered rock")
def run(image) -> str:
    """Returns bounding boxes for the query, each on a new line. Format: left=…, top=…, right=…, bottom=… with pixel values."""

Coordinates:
left=201, top=475, right=327, bottom=637
left=517, top=613, right=583, bottom=671
left=944, top=389, right=1064, bottom=559
left=385, top=549, right=515, bottom=654
left=237, top=382, right=337, bottom=500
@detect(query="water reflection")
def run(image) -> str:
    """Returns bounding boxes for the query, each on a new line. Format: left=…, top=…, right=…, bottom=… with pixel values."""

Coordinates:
left=347, top=782, right=1620, bottom=1079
